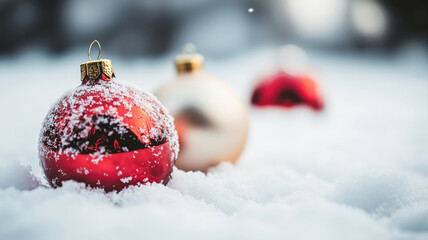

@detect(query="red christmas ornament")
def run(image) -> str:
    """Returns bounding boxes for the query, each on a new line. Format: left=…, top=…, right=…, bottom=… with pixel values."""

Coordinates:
left=39, top=40, right=179, bottom=191
left=251, top=70, right=324, bottom=111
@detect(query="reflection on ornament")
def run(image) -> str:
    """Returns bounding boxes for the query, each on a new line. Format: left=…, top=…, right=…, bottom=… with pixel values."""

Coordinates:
left=251, top=70, right=323, bottom=111
left=155, top=44, right=248, bottom=172
left=39, top=40, right=179, bottom=192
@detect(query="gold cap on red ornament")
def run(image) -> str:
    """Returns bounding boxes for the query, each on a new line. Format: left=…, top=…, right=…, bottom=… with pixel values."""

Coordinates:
left=175, top=43, right=204, bottom=74
left=80, top=40, right=115, bottom=81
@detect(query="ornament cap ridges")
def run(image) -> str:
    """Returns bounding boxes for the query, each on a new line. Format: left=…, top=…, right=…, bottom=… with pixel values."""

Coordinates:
left=80, top=40, right=115, bottom=81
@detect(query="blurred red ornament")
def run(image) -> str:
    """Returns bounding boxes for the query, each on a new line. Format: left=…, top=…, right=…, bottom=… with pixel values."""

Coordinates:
left=251, top=70, right=324, bottom=111
left=39, top=41, right=179, bottom=191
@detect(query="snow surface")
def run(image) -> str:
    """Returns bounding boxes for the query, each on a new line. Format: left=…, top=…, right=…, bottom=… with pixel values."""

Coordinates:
left=1, top=45, right=428, bottom=239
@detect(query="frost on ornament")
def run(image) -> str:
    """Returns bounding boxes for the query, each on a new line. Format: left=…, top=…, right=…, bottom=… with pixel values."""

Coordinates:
left=39, top=79, right=179, bottom=192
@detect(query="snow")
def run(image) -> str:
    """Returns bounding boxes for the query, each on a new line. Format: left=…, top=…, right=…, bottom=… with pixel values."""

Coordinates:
left=39, top=77, right=178, bottom=157
left=1, top=46, right=428, bottom=239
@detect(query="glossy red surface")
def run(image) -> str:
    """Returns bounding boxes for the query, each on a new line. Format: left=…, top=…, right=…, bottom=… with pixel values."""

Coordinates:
left=40, top=143, right=172, bottom=192
left=251, top=70, right=324, bottom=111
left=40, top=77, right=178, bottom=191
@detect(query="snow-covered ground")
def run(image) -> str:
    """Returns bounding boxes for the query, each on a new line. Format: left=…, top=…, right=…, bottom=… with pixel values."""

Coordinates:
left=1, top=46, right=428, bottom=239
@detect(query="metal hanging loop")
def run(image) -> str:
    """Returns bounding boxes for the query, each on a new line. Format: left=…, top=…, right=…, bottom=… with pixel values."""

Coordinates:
left=88, top=40, right=101, bottom=61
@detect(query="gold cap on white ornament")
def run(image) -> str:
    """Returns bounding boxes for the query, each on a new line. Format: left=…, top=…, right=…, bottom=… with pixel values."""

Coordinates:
left=175, top=43, right=204, bottom=74
left=80, top=40, right=115, bottom=81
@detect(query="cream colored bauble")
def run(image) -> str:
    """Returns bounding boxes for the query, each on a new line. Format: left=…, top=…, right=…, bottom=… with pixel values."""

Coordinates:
left=154, top=44, right=248, bottom=172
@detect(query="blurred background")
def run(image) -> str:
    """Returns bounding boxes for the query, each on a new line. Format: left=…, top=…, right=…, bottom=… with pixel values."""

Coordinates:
left=0, top=0, right=427, bottom=58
